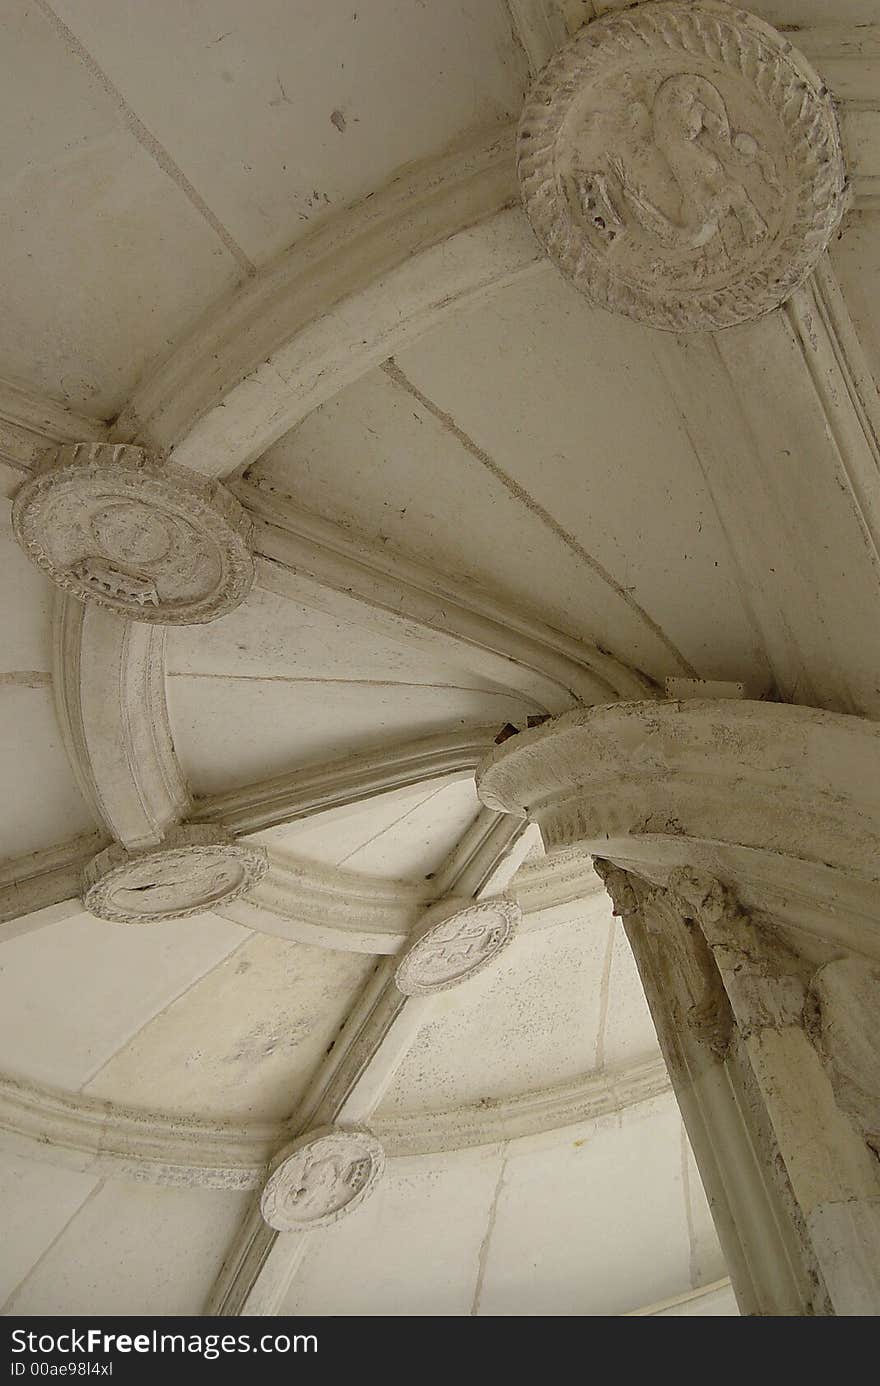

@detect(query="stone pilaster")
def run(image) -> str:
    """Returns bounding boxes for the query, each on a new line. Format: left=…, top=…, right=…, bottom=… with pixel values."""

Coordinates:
left=477, top=699, right=880, bottom=1314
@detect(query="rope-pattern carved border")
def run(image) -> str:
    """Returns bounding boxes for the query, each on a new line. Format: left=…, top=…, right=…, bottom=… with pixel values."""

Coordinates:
left=518, top=1, right=847, bottom=330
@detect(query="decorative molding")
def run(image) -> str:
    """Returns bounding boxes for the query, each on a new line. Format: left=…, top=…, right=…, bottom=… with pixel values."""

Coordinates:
left=0, top=1072, right=277, bottom=1190
left=207, top=960, right=423, bottom=1316
left=812, top=957, right=880, bottom=1154
left=289, top=960, right=420, bottom=1137
left=429, top=808, right=529, bottom=901
left=394, top=895, right=521, bottom=995
left=668, top=865, right=880, bottom=1161
left=208, top=805, right=549, bottom=1315
left=596, top=859, right=733, bottom=1061
left=784, top=256, right=880, bottom=569
left=205, top=1203, right=309, bottom=1319
left=0, top=1056, right=672, bottom=1188
left=14, top=444, right=254, bottom=624
left=259, top=1126, right=385, bottom=1232
left=0, top=819, right=604, bottom=951
left=624, top=1276, right=734, bottom=1317
left=518, top=2, right=847, bottom=330
left=665, top=865, right=809, bottom=1039
left=0, top=832, right=109, bottom=941
left=215, top=853, right=433, bottom=954
left=193, top=726, right=500, bottom=837
left=793, top=22, right=880, bottom=207
left=647, top=262, right=880, bottom=721
left=82, top=827, right=269, bottom=924
left=514, top=845, right=607, bottom=920
left=53, top=595, right=189, bottom=849
left=0, top=377, right=107, bottom=485
left=241, top=479, right=657, bottom=710
left=595, top=858, right=823, bottom=1315
left=0, top=826, right=605, bottom=951
left=371, top=1053, right=671, bottom=1155
left=621, top=863, right=880, bottom=1315
left=65, top=22, right=871, bottom=498
left=506, top=0, right=569, bottom=73
left=478, top=698, right=880, bottom=956
left=116, top=128, right=542, bottom=478
left=218, top=840, right=605, bottom=955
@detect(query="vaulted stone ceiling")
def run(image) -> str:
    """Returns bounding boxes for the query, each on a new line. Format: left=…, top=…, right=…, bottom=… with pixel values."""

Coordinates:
left=1, top=0, right=878, bottom=1317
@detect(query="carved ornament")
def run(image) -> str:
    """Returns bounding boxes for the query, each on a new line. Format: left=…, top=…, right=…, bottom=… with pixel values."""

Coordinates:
left=394, top=896, right=521, bottom=995
left=260, top=1127, right=385, bottom=1232
left=82, top=826, right=268, bottom=923
left=13, top=443, right=254, bottom=623
left=518, top=1, right=846, bottom=329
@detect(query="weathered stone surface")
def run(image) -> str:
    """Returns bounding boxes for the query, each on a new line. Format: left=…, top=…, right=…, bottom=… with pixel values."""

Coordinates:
left=82, top=827, right=268, bottom=924
left=13, top=444, right=254, bottom=624
left=394, top=895, right=521, bottom=995
left=518, top=1, right=847, bottom=329
left=259, top=1126, right=385, bottom=1232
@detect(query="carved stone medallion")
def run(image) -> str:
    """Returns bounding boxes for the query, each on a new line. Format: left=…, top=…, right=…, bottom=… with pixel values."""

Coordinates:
left=394, top=896, right=521, bottom=995
left=12, top=443, right=254, bottom=623
left=518, top=1, right=847, bottom=329
left=82, top=826, right=268, bottom=923
left=260, top=1127, right=385, bottom=1232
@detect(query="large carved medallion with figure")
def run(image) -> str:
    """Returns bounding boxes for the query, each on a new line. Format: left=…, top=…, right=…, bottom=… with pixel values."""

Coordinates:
left=518, top=1, right=846, bottom=330
left=260, top=1127, right=385, bottom=1232
left=394, top=896, right=521, bottom=995
left=82, top=826, right=268, bottom=923
left=13, top=443, right=254, bottom=623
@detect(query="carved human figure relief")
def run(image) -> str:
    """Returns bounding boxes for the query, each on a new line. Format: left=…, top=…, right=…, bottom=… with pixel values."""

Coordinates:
left=518, top=1, right=846, bottom=329
left=82, top=826, right=268, bottom=923
left=260, top=1127, right=385, bottom=1232
left=12, top=443, right=254, bottom=623
left=395, top=896, right=521, bottom=995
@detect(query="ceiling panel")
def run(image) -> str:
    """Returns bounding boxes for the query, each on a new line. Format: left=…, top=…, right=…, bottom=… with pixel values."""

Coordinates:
left=477, top=1093, right=694, bottom=1316
left=0, top=910, right=245, bottom=1091
left=0, top=515, right=55, bottom=675
left=86, top=931, right=376, bottom=1122
left=260, top=777, right=480, bottom=881
left=0, top=686, right=98, bottom=857
left=0, top=2, right=241, bottom=415
left=9, top=1179, right=251, bottom=1316
left=50, top=0, right=528, bottom=263
left=601, top=923, right=660, bottom=1070
left=378, top=910, right=614, bottom=1114
left=255, top=266, right=767, bottom=684
left=830, top=211, right=880, bottom=395
left=0, top=1148, right=97, bottom=1308
left=168, top=674, right=532, bottom=797
left=393, top=270, right=766, bottom=683
left=166, top=583, right=517, bottom=693
left=285, top=1144, right=503, bottom=1317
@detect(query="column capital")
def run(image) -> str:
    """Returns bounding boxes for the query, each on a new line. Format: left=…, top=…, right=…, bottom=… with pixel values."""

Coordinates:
left=477, top=698, right=880, bottom=956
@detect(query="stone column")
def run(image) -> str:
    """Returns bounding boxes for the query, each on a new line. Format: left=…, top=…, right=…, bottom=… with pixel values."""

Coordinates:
left=477, top=699, right=880, bottom=1315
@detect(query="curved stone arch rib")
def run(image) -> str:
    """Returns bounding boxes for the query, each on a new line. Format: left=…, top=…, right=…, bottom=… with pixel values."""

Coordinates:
left=246, top=485, right=657, bottom=707
left=0, top=1056, right=669, bottom=1191
left=0, top=831, right=109, bottom=941
left=0, top=376, right=108, bottom=482
left=193, top=725, right=502, bottom=837
left=116, top=128, right=542, bottom=479
left=216, top=854, right=435, bottom=955
left=105, top=19, right=880, bottom=481
left=0, top=822, right=605, bottom=952
left=53, top=595, right=190, bottom=850
left=215, top=838, right=607, bottom=955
